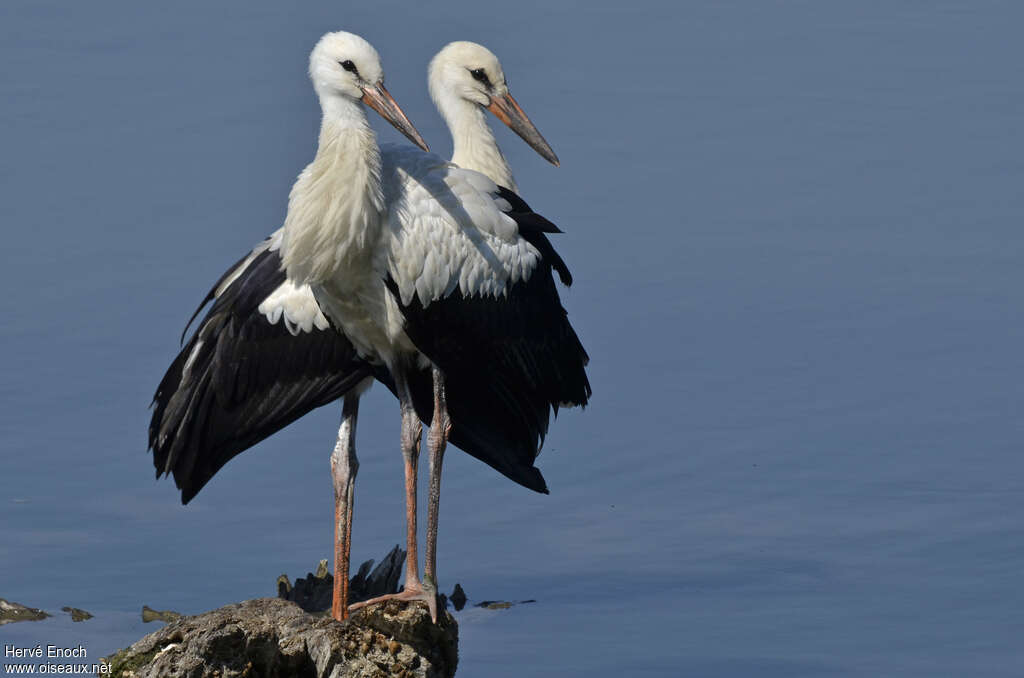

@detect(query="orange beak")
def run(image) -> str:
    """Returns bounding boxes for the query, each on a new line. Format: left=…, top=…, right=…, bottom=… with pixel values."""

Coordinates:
left=487, top=92, right=559, bottom=166
left=362, top=82, right=429, bottom=152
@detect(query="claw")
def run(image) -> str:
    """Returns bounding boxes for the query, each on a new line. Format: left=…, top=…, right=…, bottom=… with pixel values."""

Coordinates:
left=348, top=582, right=439, bottom=623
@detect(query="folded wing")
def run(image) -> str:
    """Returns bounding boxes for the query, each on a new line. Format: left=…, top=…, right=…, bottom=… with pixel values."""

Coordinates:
left=380, top=148, right=591, bottom=493
left=149, top=234, right=373, bottom=504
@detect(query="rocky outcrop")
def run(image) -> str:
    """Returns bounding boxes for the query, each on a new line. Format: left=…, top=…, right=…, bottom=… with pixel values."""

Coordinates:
left=0, top=598, right=50, bottom=625
left=101, top=597, right=457, bottom=678
left=141, top=605, right=183, bottom=624
left=278, top=546, right=406, bottom=613
left=62, top=606, right=94, bottom=622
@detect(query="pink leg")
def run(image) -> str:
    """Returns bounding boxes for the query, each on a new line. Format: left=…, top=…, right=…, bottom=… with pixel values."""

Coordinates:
left=349, top=372, right=437, bottom=621
left=331, top=395, right=359, bottom=621
left=425, top=366, right=451, bottom=596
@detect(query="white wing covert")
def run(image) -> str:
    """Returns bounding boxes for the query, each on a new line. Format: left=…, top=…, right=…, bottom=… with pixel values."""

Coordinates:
left=379, top=145, right=542, bottom=308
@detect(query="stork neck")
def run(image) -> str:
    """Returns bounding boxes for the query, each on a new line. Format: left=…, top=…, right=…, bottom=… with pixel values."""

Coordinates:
left=280, top=94, right=385, bottom=286
left=439, top=95, right=517, bottom=192
left=315, top=96, right=381, bottom=164
left=319, top=94, right=370, bottom=134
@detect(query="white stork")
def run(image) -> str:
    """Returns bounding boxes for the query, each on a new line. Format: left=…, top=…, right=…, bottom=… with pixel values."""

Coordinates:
left=428, top=40, right=559, bottom=192
left=149, top=34, right=587, bottom=622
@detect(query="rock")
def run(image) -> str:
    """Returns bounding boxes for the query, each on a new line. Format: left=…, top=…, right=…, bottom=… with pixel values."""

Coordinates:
left=348, top=547, right=405, bottom=605
left=479, top=600, right=513, bottom=610
left=440, top=583, right=535, bottom=612
left=475, top=599, right=535, bottom=610
left=101, top=597, right=457, bottom=678
left=141, top=605, right=183, bottom=624
left=62, top=606, right=93, bottom=622
left=448, top=585, right=467, bottom=612
left=0, top=598, right=50, bottom=625
left=279, top=545, right=406, bottom=613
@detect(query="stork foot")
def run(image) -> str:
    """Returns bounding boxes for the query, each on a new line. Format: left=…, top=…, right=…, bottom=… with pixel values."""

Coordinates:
left=348, top=581, right=438, bottom=623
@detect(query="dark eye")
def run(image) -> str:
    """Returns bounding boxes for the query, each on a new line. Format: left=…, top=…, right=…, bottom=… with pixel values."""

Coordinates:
left=340, top=60, right=358, bottom=73
left=470, top=68, right=491, bottom=87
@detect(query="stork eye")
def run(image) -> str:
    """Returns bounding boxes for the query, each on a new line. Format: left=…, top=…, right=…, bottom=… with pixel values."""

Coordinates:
left=470, top=68, right=491, bottom=86
left=340, top=60, right=358, bottom=74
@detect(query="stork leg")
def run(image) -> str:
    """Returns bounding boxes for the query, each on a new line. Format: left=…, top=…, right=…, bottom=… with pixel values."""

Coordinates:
left=349, top=370, right=438, bottom=621
left=424, top=366, right=451, bottom=597
left=331, top=394, right=360, bottom=622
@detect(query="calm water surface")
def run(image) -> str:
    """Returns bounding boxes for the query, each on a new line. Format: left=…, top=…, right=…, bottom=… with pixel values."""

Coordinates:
left=2, top=2, right=1023, bottom=676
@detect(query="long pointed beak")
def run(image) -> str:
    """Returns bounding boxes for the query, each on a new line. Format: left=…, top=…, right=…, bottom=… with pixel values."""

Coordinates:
left=487, top=92, right=559, bottom=166
left=361, top=83, right=429, bottom=152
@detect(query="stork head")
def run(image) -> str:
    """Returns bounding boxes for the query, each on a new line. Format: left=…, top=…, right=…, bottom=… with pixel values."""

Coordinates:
left=309, top=31, right=428, bottom=151
left=429, top=41, right=559, bottom=166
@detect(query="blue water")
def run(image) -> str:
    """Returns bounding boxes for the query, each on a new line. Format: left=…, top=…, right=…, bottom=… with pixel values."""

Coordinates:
left=2, top=2, right=1023, bottom=676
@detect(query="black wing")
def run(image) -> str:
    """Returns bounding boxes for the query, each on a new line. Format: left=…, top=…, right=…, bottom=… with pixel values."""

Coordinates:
left=387, top=192, right=591, bottom=494
left=150, top=244, right=373, bottom=504
left=495, top=186, right=571, bottom=285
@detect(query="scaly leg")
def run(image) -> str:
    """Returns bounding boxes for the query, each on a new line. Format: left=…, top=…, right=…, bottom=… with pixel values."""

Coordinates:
left=331, top=394, right=360, bottom=621
left=349, top=370, right=437, bottom=621
left=424, top=366, right=451, bottom=606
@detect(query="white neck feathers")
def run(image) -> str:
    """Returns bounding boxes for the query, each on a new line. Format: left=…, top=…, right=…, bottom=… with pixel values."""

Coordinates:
left=280, top=95, right=385, bottom=285
left=434, top=90, right=517, bottom=192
